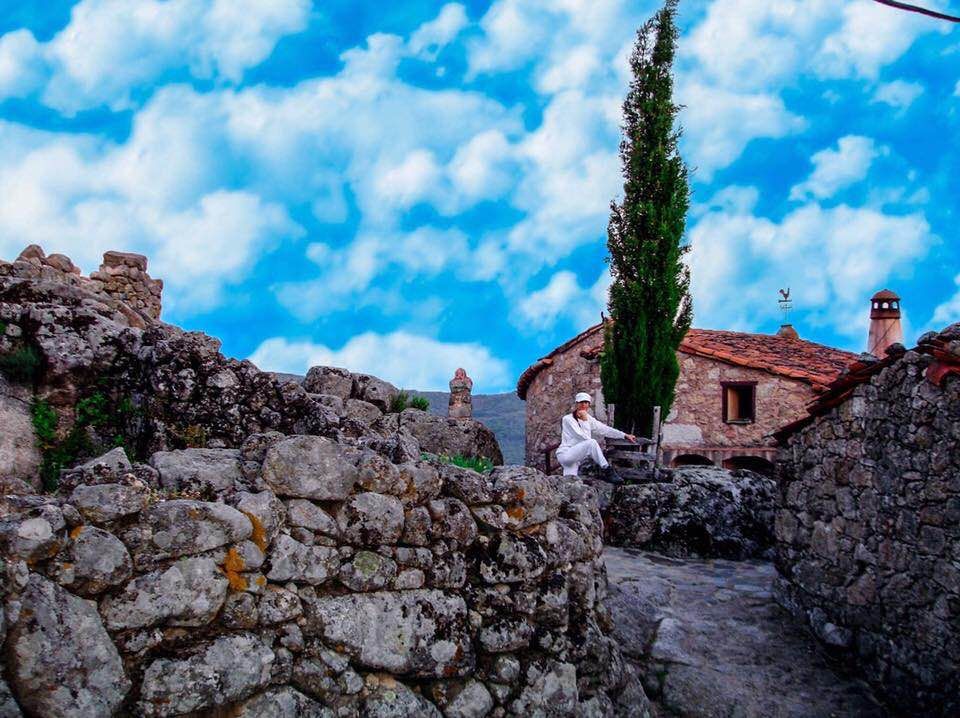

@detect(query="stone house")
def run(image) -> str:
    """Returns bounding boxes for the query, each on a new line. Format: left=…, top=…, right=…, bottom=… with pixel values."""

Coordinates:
left=517, top=322, right=857, bottom=475
left=772, top=324, right=960, bottom=714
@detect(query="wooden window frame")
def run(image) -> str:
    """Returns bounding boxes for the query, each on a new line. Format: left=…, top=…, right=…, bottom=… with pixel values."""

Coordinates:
left=721, top=381, right=757, bottom=424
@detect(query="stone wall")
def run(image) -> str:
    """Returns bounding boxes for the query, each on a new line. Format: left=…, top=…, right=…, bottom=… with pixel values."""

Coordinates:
left=1, top=245, right=162, bottom=322
left=774, top=328, right=960, bottom=715
left=0, top=439, right=646, bottom=717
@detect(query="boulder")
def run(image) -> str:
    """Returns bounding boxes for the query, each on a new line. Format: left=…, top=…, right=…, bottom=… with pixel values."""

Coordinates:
left=235, top=490, right=286, bottom=548
left=0, top=502, right=66, bottom=562
left=303, top=365, right=353, bottom=400
left=59, top=447, right=133, bottom=492
left=397, top=409, right=503, bottom=465
left=139, top=633, right=274, bottom=717
left=100, top=555, right=228, bottom=630
left=337, top=492, right=405, bottom=546
left=123, top=499, right=252, bottom=560
left=0, top=375, right=41, bottom=489
left=605, top=467, right=777, bottom=560
left=64, top=525, right=133, bottom=595
left=231, top=686, right=332, bottom=717
left=70, top=481, right=149, bottom=524
left=262, top=436, right=359, bottom=500
left=267, top=534, right=340, bottom=585
left=6, top=574, right=130, bottom=717
left=364, top=675, right=442, bottom=718
left=353, top=373, right=398, bottom=412
left=303, top=589, right=473, bottom=677
left=285, top=499, right=339, bottom=536
left=149, top=448, right=244, bottom=494
left=338, top=550, right=398, bottom=592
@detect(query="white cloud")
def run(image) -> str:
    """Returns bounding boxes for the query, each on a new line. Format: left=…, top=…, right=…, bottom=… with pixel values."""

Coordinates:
left=517, top=270, right=609, bottom=331
left=0, top=0, right=310, bottom=112
left=930, top=274, right=960, bottom=330
left=0, top=30, right=46, bottom=99
left=872, top=80, right=924, bottom=110
left=684, top=0, right=942, bottom=90
left=679, top=82, right=806, bottom=179
left=275, top=227, right=472, bottom=321
left=248, top=331, right=511, bottom=391
left=790, top=135, right=886, bottom=201
left=688, top=197, right=933, bottom=340
left=408, top=3, right=469, bottom=59
left=814, top=1, right=942, bottom=81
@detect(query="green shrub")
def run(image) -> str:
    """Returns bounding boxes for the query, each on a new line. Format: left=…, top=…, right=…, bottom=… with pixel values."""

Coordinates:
left=31, top=390, right=140, bottom=492
left=409, top=396, right=430, bottom=411
left=0, top=321, right=7, bottom=335
left=0, top=345, right=41, bottom=384
left=389, top=391, right=410, bottom=413
left=430, top=453, right=494, bottom=474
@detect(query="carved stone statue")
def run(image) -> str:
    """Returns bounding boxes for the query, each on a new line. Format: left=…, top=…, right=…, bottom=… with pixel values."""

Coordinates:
left=448, top=368, right=473, bottom=419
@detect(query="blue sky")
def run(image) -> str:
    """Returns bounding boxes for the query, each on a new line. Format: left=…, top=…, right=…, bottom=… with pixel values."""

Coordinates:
left=0, top=0, right=957, bottom=392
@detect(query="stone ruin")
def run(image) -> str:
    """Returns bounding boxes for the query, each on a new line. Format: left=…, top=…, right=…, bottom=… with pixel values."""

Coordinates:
left=448, top=368, right=473, bottom=419
left=774, top=326, right=960, bottom=716
left=3, top=245, right=162, bottom=323
left=0, top=246, right=647, bottom=717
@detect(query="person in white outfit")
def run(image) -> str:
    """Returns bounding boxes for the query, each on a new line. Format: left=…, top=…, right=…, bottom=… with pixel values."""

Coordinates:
left=556, top=392, right=637, bottom=483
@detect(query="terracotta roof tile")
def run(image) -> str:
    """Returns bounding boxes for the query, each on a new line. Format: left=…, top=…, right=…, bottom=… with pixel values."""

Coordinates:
left=516, top=322, right=859, bottom=399
left=774, top=323, right=960, bottom=442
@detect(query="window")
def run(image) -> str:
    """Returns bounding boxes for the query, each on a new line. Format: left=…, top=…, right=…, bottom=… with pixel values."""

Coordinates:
left=722, top=382, right=756, bottom=423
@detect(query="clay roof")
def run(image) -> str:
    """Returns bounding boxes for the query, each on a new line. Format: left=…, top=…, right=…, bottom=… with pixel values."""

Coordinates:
left=774, top=323, right=960, bottom=443
left=872, top=288, right=900, bottom=301
left=516, top=323, right=859, bottom=399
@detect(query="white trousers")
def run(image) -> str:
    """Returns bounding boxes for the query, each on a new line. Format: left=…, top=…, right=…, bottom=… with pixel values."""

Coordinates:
left=556, top=439, right=608, bottom=477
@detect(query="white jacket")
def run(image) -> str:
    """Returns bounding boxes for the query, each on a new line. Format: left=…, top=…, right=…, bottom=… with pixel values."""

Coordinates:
left=557, top=413, right=625, bottom=454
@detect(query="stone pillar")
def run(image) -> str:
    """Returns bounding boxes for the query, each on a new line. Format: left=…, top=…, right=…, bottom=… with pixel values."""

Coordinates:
left=91, top=251, right=163, bottom=320
left=448, top=368, right=473, bottom=419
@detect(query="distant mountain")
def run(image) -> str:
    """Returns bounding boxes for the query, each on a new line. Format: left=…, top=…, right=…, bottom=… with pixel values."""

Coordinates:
left=409, top=391, right=526, bottom=465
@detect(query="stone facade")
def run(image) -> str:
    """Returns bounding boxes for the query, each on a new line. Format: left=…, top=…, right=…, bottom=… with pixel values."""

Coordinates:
left=773, top=326, right=960, bottom=716
left=665, top=355, right=812, bottom=465
left=518, top=323, right=855, bottom=474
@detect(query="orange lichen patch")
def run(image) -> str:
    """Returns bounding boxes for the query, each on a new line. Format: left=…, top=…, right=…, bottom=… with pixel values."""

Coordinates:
left=69, top=525, right=85, bottom=540
left=221, top=547, right=247, bottom=591
left=255, top=575, right=267, bottom=587
left=60, top=562, right=73, bottom=571
left=242, top=511, right=268, bottom=552
left=506, top=505, right=526, bottom=521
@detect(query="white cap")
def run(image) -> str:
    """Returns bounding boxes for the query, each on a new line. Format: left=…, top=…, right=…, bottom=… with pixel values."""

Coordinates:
left=574, top=392, right=592, bottom=404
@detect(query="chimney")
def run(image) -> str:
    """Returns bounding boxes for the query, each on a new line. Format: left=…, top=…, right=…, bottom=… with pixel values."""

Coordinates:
left=867, top=289, right=903, bottom=357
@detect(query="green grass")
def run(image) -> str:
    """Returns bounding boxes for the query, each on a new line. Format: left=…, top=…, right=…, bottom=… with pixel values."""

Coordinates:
left=409, top=395, right=430, bottom=411
left=0, top=344, right=41, bottom=384
left=389, top=391, right=430, bottom=413
left=427, top=452, right=494, bottom=474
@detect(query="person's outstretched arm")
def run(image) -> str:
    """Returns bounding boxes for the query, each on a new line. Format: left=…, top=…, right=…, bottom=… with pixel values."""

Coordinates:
left=588, top=416, right=637, bottom=442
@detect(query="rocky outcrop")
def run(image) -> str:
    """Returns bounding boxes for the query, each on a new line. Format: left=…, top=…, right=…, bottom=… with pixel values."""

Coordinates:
left=604, top=467, right=777, bottom=560
left=0, top=374, right=41, bottom=489
left=774, top=327, right=960, bottom=716
left=388, top=409, right=504, bottom=465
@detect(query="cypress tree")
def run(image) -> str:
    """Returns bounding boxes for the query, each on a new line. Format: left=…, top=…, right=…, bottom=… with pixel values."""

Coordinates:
left=600, top=0, right=692, bottom=437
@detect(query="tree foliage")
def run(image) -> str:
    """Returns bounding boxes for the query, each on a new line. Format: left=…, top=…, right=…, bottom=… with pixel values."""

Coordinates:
left=600, top=0, right=692, bottom=437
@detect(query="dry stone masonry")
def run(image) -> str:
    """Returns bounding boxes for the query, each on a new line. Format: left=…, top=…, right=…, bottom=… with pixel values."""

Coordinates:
left=0, top=245, right=646, bottom=717
left=774, top=326, right=960, bottom=716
